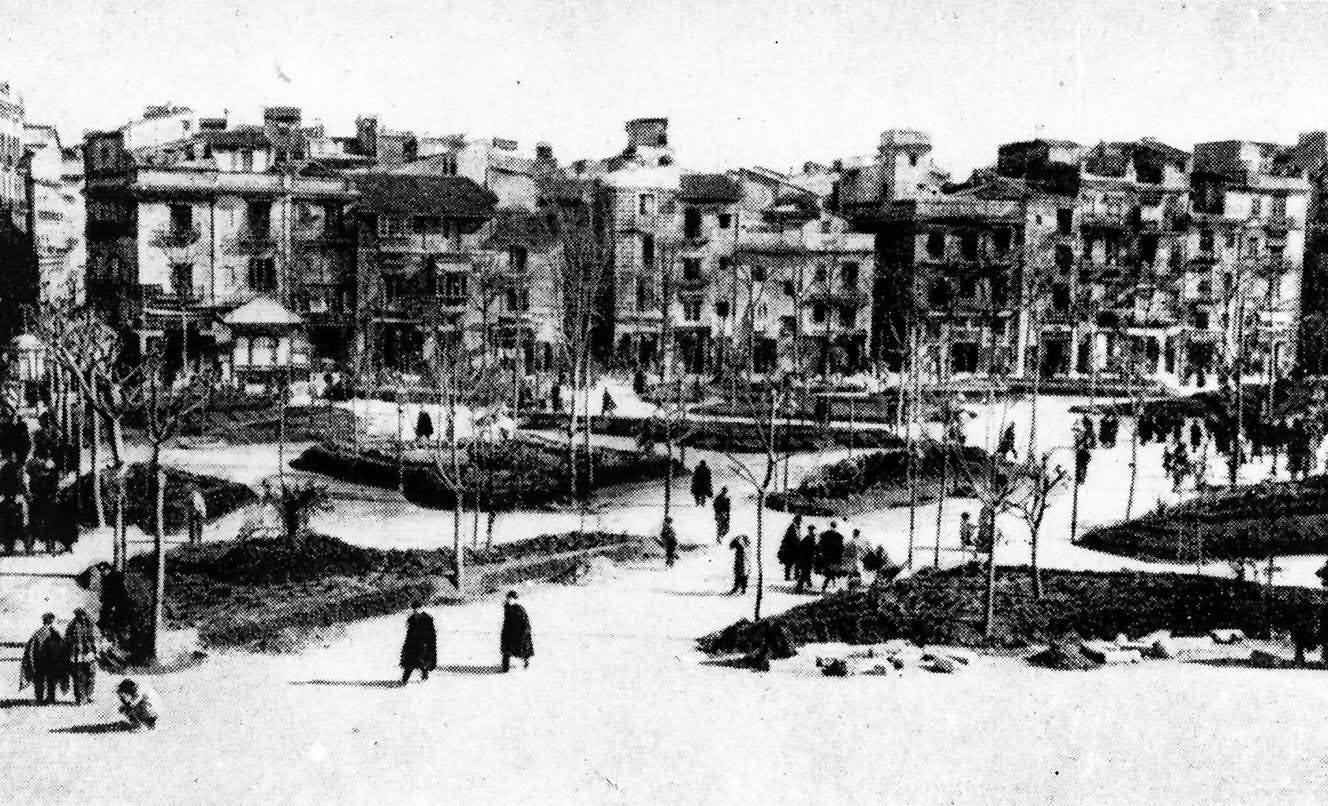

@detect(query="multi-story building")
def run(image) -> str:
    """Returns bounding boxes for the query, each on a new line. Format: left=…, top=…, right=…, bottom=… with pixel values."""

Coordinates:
left=351, top=172, right=497, bottom=372
left=22, top=125, right=85, bottom=306
left=0, top=81, right=36, bottom=336
left=83, top=106, right=360, bottom=380
left=729, top=167, right=875, bottom=376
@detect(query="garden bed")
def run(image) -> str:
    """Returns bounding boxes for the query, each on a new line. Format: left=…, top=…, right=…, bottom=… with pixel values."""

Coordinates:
left=1079, top=476, right=1328, bottom=561
left=767, top=443, right=999, bottom=516
left=520, top=412, right=905, bottom=454
left=698, top=565, right=1326, bottom=656
left=61, top=464, right=257, bottom=534
left=121, top=531, right=649, bottom=652
left=290, top=436, right=681, bottom=510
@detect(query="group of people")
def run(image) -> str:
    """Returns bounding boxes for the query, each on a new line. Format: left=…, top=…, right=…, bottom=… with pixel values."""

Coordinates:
left=1, top=450, right=72, bottom=555
left=776, top=516, right=869, bottom=594
left=399, top=591, right=535, bottom=682
left=20, top=609, right=160, bottom=729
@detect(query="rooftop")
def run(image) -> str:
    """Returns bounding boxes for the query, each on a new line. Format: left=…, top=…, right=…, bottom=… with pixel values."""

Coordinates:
left=352, top=173, right=497, bottom=218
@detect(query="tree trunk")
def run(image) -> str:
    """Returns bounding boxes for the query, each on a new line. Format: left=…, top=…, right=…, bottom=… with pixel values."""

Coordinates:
left=1069, top=477, right=1081, bottom=545
left=1126, top=399, right=1139, bottom=520
left=1030, top=523, right=1043, bottom=599
left=151, top=464, right=166, bottom=664
left=933, top=448, right=947, bottom=568
left=983, top=520, right=998, bottom=638
left=755, top=489, right=765, bottom=621
left=91, top=411, right=105, bottom=528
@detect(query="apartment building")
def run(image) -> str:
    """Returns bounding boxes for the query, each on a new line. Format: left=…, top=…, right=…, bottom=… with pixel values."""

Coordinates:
left=0, top=81, right=35, bottom=336
left=83, top=106, right=360, bottom=381
left=22, top=125, right=85, bottom=306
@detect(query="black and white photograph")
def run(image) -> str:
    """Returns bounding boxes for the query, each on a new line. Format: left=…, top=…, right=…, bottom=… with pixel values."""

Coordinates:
left=1, top=1, right=1328, bottom=803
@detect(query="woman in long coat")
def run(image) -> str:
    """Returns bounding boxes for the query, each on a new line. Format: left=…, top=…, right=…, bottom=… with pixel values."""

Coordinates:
left=501, top=591, right=534, bottom=672
left=777, top=515, right=802, bottom=581
left=399, top=603, right=437, bottom=684
left=690, top=460, right=713, bottom=507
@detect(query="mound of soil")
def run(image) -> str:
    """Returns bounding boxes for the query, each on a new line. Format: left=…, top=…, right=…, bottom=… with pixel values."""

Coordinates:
left=698, top=565, right=1327, bottom=656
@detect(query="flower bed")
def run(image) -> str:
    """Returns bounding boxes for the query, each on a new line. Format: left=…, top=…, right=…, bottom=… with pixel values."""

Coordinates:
left=767, top=443, right=997, bottom=516
left=290, top=436, right=680, bottom=509
left=698, top=565, right=1326, bottom=655
left=61, top=464, right=257, bottom=535
left=1079, top=476, right=1328, bottom=561
left=120, top=531, right=648, bottom=653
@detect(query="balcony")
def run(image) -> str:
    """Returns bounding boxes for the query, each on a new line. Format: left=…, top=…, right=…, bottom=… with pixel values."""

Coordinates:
left=233, top=230, right=278, bottom=253
left=149, top=225, right=202, bottom=250
left=806, top=287, right=869, bottom=306
left=1079, top=211, right=1130, bottom=230
left=1263, top=216, right=1295, bottom=235
left=294, top=228, right=355, bottom=248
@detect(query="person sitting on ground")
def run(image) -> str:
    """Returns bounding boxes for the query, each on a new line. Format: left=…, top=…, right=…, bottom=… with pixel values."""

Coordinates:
left=712, top=487, right=731, bottom=544
left=778, top=515, right=802, bottom=581
left=728, top=535, right=750, bottom=595
left=658, top=517, right=678, bottom=568
left=399, top=602, right=438, bottom=685
left=117, top=679, right=162, bottom=730
left=500, top=591, right=534, bottom=672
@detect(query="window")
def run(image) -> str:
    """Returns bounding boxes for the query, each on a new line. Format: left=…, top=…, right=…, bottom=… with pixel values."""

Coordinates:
left=682, top=299, right=701, bottom=322
left=814, top=265, right=828, bottom=283
left=506, top=287, right=530, bottom=312
left=951, top=342, right=979, bottom=374
left=641, top=234, right=655, bottom=269
left=383, top=274, right=406, bottom=302
left=169, top=204, right=193, bottom=234
left=991, top=275, right=1009, bottom=305
left=1194, top=311, right=1210, bottom=330
left=1057, top=209, right=1073, bottom=235
left=837, top=307, right=855, bottom=328
left=240, top=150, right=254, bottom=172
left=958, top=274, right=977, bottom=298
left=1055, top=244, right=1073, bottom=273
left=683, top=208, right=702, bottom=239
left=442, top=273, right=468, bottom=305
left=170, top=263, right=193, bottom=296
left=715, top=301, right=730, bottom=318
left=682, top=257, right=703, bottom=281
left=378, top=214, right=407, bottom=239
left=929, top=279, right=952, bottom=307
left=718, top=256, right=733, bottom=274
left=1140, top=234, right=1159, bottom=265
left=820, top=220, right=832, bottom=234
left=811, top=302, right=827, bottom=323
left=926, top=232, right=945, bottom=258
left=635, top=277, right=649, bottom=311
left=749, top=264, right=766, bottom=282
left=1052, top=283, right=1071, bottom=312
left=782, top=280, right=795, bottom=297
left=507, top=246, right=528, bottom=273
left=994, top=229, right=1011, bottom=255
left=247, top=201, right=271, bottom=237
left=908, top=153, right=919, bottom=167
left=840, top=262, right=859, bottom=290
left=250, top=336, right=275, bottom=367
left=1200, top=228, right=1215, bottom=253
left=717, top=213, right=732, bottom=229
left=1251, top=197, right=1262, bottom=218
left=959, top=233, right=979, bottom=260
left=639, top=193, right=656, bottom=216
left=247, top=257, right=277, bottom=292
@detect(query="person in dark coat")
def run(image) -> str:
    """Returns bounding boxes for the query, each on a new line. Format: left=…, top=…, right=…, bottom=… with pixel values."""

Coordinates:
left=817, top=520, right=846, bottom=592
left=795, top=524, right=817, bottom=593
left=551, top=378, right=564, bottom=413
left=728, top=535, right=750, bottom=595
left=690, top=460, right=713, bottom=507
left=500, top=591, right=534, bottom=672
left=64, top=608, right=99, bottom=705
left=29, top=459, right=58, bottom=554
left=601, top=388, right=616, bottom=416
left=22, top=613, right=66, bottom=704
left=399, top=602, right=437, bottom=684
left=712, top=487, right=731, bottom=544
left=777, top=515, right=802, bottom=581
left=658, top=516, right=678, bottom=567
left=997, top=424, right=1017, bottom=459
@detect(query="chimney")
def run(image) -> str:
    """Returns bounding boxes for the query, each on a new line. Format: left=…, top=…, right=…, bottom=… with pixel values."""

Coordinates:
left=356, top=116, right=379, bottom=158
left=625, top=118, right=669, bottom=151
left=535, top=142, right=555, bottom=160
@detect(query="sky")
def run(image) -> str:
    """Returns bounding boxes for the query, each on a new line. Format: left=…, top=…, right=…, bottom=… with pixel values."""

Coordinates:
left=3, top=0, right=1328, bottom=177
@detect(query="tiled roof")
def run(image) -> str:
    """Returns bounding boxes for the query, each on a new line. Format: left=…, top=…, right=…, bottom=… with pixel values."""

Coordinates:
left=482, top=208, right=555, bottom=247
left=679, top=173, right=742, bottom=202
left=204, top=126, right=271, bottom=149
left=353, top=173, right=498, bottom=218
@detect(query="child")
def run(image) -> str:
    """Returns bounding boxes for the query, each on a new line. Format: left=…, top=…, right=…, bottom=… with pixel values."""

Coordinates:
left=117, top=679, right=163, bottom=730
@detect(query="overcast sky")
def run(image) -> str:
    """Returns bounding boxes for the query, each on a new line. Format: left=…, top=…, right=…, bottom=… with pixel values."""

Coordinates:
left=3, top=0, right=1327, bottom=177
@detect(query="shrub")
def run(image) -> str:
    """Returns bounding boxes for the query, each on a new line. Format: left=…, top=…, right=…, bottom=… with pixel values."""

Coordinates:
left=62, top=465, right=257, bottom=534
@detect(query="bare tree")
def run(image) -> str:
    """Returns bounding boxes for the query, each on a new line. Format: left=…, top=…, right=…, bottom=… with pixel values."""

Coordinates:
left=1007, top=453, right=1068, bottom=599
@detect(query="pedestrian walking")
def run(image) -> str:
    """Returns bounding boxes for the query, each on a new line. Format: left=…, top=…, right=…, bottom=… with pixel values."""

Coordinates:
left=795, top=524, right=817, bottom=593
left=399, top=602, right=438, bottom=684
left=116, top=679, right=162, bottom=730
left=551, top=377, right=564, bottom=413
left=844, top=529, right=865, bottom=586
left=712, top=486, right=731, bottom=544
left=777, top=515, right=802, bottom=581
left=500, top=591, right=534, bottom=672
left=728, top=535, right=750, bottom=595
left=690, top=460, right=713, bottom=507
left=601, top=388, right=616, bottom=416
left=187, top=483, right=207, bottom=545
left=998, top=423, right=1017, bottom=460
left=959, top=511, right=975, bottom=551
left=658, top=516, right=678, bottom=567
left=29, top=458, right=58, bottom=554
left=64, top=608, right=99, bottom=705
left=818, top=520, right=846, bottom=592
left=21, top=613, right=66, bottom=704
left=10, top=491, right=31, bottom=554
